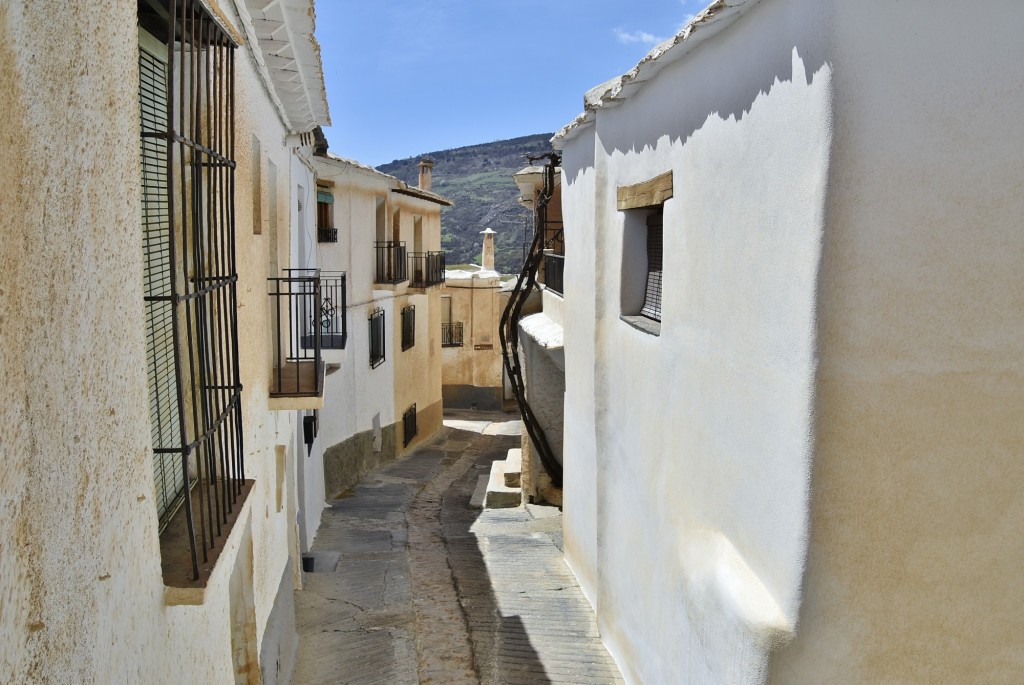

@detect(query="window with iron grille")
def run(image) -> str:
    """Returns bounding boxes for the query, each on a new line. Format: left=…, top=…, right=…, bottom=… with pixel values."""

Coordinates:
left=138, top=0, right=245, bottom=582
left=618, top=172, right=670, bottom=336
left=401, top=304, right=415, bottom=351
left=369, top=307, right=386, bottom=368
left=640, top=210, right=663, bottom=321
left=403, top=404, right=418, bottom=447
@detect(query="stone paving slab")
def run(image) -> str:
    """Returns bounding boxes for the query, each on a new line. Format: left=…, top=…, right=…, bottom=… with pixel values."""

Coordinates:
left=293, top=413, right=623, bottom=685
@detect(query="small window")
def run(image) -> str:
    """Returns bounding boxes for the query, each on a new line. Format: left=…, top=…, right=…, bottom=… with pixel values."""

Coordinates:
left=369, top=308, right=385, bottom=368
left=618, top=172, right=671, bottom=336
left=402, top=404, right=418, bottom=447
left=316, top=187, right=336, bottom=243
left=401, top=304, right=416, bottom=351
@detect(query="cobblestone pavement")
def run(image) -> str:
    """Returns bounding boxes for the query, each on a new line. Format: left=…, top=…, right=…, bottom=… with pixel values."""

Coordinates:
left=292, top=412, right=624, bottom=685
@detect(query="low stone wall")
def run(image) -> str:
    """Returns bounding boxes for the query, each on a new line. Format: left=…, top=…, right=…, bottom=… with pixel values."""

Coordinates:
left=442, top=384, right=503, bottom=411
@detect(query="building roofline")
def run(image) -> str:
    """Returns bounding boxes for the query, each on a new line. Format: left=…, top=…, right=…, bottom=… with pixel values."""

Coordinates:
left=553, top=0, right=760, bottom=148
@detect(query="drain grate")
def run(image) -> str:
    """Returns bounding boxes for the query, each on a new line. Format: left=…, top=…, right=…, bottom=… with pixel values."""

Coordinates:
left=300, top=551, right=341, bottom=573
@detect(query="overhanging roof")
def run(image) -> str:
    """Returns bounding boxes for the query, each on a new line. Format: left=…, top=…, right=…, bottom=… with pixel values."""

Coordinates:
left=553, top=0, right=758, bottom=147
left=235, top=0, right=331, bottom=133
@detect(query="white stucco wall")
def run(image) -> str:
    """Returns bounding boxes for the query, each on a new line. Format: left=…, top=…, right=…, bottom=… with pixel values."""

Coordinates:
left=0, top=2, right=316, bottom=681
left=559, top=132, right=600, bottom=610
left=559, top=0, right=1024, bottom=682
left=557, top=0, right=833, bottom=682
left=770, top=2, right=1024, bottom=682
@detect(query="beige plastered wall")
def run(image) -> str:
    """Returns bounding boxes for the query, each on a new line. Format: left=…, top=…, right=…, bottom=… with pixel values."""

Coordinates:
left=769, top=1, right=1024, bottom=682
left=391, top=195, right=444, bottom=451
left=440, top=274, right=505, bottom=393
left=0, top=2, right=306, bottom=682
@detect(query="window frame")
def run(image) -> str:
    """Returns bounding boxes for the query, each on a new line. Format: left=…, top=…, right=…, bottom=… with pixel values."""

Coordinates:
left=401, top=304, right=416, bottom=351
left=369, top=307, right=386, bottom=368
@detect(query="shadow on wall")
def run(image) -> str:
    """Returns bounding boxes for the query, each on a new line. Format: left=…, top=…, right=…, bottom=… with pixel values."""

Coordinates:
left=562, top=6, right=831, bottom=185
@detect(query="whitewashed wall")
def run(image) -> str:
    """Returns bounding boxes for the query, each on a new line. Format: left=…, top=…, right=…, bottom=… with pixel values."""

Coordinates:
left=558, top=0, right=833, bottom=682
left=560, top=0, right=1024, bottom=682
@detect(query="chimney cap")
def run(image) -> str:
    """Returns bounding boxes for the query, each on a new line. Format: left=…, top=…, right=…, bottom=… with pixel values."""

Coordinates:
left=418, top=158, right=434, bottom=167
left=480, top=227, right=496, bottom=235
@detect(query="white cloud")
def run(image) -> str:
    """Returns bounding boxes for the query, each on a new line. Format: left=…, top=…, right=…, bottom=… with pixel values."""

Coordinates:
left=614, top=28, right=666, bottom=46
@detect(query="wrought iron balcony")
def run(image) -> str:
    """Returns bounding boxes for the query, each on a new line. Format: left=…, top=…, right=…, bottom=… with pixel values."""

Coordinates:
left=317, top=226, right=338, bottom=243
left=300, top=271, right=347, bottom=350
left=441, top=322, right=464, bottom=347
left=408, top=251, right=446, bottom=288
left=374, top=241, right=408, bottom=284
left=542, top=252, right=564, bottom=296
left=268, top=269, right=325, bottom=408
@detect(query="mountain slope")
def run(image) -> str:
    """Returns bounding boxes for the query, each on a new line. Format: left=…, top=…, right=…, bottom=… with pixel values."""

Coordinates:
left=376, top=133, right=554, bottom=274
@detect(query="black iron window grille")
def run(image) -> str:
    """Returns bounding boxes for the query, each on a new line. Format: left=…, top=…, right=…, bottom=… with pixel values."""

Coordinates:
left=139, top=0, right=245, bottom=583
left=374, top=241, right=408, bottom=284
left=542, top=252, right=564, bottom=296
left=441, top=322, right=464, bottom=347
left=369, top=307, right=386, bottom=368
left=408, top=251, right=446, bottom=287
left=640, top=210, right=663, bottom=322
left=401, top=305, right=416, bottom=351
left=403, top=404, right=418, bottom=447
left=268, top=270, right=324, bottom=397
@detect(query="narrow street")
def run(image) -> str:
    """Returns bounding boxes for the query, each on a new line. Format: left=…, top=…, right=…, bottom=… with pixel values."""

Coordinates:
left=292, top=411, right=624, bottom=685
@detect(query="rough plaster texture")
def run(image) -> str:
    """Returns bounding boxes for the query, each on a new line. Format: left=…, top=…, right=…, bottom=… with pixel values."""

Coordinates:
left=0, top=2, right=318, bottom=682
left=556, top=0, right=1024, bottom=683
left=769, top=2, right=1024, bottom=682
left=558, top=0, right=832, bottom=681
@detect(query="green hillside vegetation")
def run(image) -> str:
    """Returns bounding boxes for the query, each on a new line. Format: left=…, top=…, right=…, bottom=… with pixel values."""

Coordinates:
left=377, top=133, right=554, bottom=274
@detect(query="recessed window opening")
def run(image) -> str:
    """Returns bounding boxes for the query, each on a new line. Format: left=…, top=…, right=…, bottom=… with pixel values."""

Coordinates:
left=401, top=304, right=416, bottom=351
left=617, top=171, right=671, bottom=336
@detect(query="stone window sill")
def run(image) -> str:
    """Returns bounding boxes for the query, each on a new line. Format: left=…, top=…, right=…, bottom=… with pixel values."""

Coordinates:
left=620, top=315, right=661, bottom=337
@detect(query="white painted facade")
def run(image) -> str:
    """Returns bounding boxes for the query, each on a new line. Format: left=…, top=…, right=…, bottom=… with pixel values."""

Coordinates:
left=0, top=1, right=330, bottom=682
left=555, top=0, right=1024, bottom=682
left=308, top=153, right=448, bottom=503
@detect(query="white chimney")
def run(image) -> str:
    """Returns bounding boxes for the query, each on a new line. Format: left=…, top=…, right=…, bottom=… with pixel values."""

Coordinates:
left=418, top=158, right=434, bottom=191
left=480, top=228, right=496, bottom=270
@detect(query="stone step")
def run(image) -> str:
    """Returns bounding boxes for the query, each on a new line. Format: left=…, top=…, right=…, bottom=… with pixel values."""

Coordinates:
left=469, top=474, right=488, bottom=510
left=503, top=448, right=522, bottom=487
left=484, top=460, right=521, bottom=509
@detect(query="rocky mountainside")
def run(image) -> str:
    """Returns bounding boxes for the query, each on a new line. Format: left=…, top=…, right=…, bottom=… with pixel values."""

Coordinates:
left=376, top=133, right=554, bottom=274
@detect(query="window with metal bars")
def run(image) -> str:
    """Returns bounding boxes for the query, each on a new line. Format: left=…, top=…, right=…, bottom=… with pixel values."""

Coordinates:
left=640, top=210, right=663, bottom=321
left=403, top=404, right=418, bottom=447
left=619, top=203, right=664, bottom=336
left=138, top=0, right=245, bottom=583
left=369, top=308, right=386, bottom=368
left=401, top=304, right=415, bottom=351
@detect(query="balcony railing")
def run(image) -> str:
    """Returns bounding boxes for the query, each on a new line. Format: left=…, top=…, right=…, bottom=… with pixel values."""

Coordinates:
left=408, top=251, right=446, bottom=288
left=374, top=241, right=408, bottom=284
left=542, top=252, right=564, bottom=296
left=441, top=322, right=464, bottom=347
left=268, top=269, right=324, bottom=400
left=317, top=226, right=338, bottom=243
left=300, top=271, right=347, bottom=350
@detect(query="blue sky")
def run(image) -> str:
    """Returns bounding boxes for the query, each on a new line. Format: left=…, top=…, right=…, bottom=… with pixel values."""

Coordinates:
left=315, top=0, right=705, bottom=167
